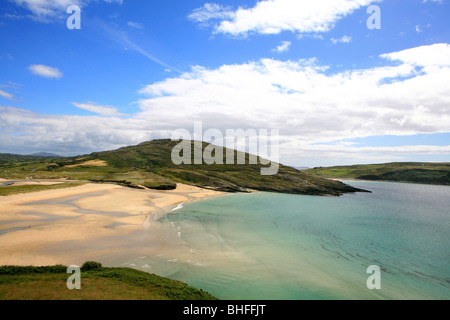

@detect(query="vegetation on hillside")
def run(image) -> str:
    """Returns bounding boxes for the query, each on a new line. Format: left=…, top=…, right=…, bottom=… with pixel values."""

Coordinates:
left=0, top=262, right=217, bottom=300
left=304, top=162, right=450, bottom=185
left=0, top=153, right=61, bottom=163
left=1, top=139, right=367, bottom=196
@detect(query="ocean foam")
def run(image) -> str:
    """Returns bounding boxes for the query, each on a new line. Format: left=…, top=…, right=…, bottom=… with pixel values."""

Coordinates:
left=171, top=203, right=184, bottom=212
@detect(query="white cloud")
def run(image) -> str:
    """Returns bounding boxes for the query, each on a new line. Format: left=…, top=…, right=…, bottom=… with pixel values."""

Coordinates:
left=12, top=0, right=81, bottom=20
left=1, top=43, right=450, bottom=164
left=127, top=21, right=144, bottom=29
left=72, top=102, right=124, bottom=117
left=380, top=43, right=450, bottom=67
left=136, top=44, right=450, bottom=141
left=188, top=3, right=234, bottom=25
left=0, top=89, right=14, bottom=101
left=11, top=0, right=122, bottom=21
left=0, top=82, right=22, bottom=101
left=135, top=43, right=450, bottom=162
left=273, top=41, right=291, bottom=53
left=0, top=106, right=150, bottom=156
left=28, top=64, right=63, bottom=78
left=331, top=35, right=352, bottom=44
left=190, top=0, right=378, bottom=37
left=281, top=143, right=450, bottom=167
left=294, top=144, right=450, bottom=155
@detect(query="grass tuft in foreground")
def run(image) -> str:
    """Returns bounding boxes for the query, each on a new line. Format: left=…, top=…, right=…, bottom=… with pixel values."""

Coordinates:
left=0, top=263, right=217, bottom=300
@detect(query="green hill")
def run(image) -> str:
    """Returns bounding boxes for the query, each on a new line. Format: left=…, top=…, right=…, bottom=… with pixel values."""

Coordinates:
left=1, top=139, right=368, bottom=196
left=304, top=162, right=450, bottom=185
left=0, top=153, right=60, bottom=163
left=0, top=263, right=216, bottom=300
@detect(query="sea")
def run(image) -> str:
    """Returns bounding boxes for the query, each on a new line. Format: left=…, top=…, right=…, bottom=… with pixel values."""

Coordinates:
left=112, top=180, right=450, bottom=300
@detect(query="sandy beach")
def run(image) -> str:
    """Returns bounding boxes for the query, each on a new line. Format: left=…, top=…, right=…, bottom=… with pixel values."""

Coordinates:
left=0, top=181, right=224, bottom=266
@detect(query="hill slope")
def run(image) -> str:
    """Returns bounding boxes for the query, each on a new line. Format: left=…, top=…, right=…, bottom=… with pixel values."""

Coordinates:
left=0, top=264, right=216, bottom=300
left=0, top=153, right=60, bottom=163
left=304, top=162, right=450, bottom=185
left=0, top=139, right=368, bottom=196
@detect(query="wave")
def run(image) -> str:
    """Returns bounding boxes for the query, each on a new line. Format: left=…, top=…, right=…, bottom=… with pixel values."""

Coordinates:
left=171, top=203, right=184, bottom=212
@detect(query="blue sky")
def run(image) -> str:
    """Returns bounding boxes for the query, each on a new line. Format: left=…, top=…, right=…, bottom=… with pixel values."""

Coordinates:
left=0, top=0, right=449, bottom=167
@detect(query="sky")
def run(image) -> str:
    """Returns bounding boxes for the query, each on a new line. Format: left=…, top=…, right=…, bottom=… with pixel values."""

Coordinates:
left=0, top=0, right=449, bottom=167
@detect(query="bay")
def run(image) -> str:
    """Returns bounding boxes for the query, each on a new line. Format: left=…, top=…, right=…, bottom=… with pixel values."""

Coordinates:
left=118, top=181, right=450, bottom=300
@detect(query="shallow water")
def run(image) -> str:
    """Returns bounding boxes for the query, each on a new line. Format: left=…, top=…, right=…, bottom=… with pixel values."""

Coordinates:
left=107, top=181, right=450, bottom=299
left=0, top=226, right=30, bottom=236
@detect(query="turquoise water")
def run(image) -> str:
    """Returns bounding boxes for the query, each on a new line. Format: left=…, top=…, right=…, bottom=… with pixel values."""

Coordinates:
left=118, top=181, right=450, bottom=300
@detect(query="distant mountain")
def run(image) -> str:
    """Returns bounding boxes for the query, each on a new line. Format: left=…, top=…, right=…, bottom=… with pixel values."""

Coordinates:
left=29, top=152, right=62, bottom=157
left=0, top=152, right=62, bottom=164
left=294, top=166, right=310, bottom=170
left=0, top=153, right=59, bottom=163
left=304, top=162, right=450, bottom=185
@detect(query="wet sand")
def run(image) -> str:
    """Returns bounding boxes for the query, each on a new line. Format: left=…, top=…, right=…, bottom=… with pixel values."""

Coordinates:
left=0, top=182, right=224, bottom=266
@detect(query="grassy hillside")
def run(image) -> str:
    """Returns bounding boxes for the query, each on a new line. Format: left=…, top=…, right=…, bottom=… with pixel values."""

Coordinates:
left=0, top=153, right=60, bottom=163
left=304, top=162, right=450, bottom=185
left=1, top=139, right=368, bottom=196
left=0, top=262, right=217, bottom=300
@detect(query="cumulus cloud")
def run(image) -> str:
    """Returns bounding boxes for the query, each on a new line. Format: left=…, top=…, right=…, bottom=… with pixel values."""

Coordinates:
left=189, top=0, right=378, bottom=37
left=380, top=43, right=450, bottom=67
left=1, top=43, right=450, bottom=164
left=28, top=64, right=63, bottom=78
left=273, top=41, right=291, bottom=53
left=136, top=44, right=450, bottom=142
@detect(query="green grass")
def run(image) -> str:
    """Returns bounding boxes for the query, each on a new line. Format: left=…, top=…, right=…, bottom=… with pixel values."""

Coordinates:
left=0, top=264, right=217, bottom=300
left=304, top=162, right=450, bottom=185
left=0, top=181, right=87, bottom=196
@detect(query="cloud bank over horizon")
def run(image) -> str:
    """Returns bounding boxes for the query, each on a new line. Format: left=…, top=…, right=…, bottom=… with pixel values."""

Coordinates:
left=1, top=43, right=449, bottom=166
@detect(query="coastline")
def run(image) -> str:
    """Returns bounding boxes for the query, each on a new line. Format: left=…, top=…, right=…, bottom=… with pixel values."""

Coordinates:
left=328, top=177, right=450, bottom=187
left=0, top=181, right=225, bottom=266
